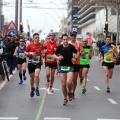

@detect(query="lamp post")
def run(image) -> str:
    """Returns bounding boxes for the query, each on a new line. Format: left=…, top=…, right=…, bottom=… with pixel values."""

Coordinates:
left=15, top=0, right=19, bottom=33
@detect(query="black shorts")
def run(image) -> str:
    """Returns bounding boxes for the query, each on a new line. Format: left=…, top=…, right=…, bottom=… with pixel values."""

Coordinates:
left=17, top=58, right=26, bottom=64
left=73, top=64, right=80, bottom=72
left=45, top=62, right=57, bottom=69
left=80, top=64, right=90, bottom=68
left=102, top=61, right=114, bottom=69
left=28, top=62, right=41, bottom=74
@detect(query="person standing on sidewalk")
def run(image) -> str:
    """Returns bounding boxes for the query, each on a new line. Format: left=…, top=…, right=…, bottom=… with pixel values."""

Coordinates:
left=98, top=36, right=118, bottom=93
left=25, top=33, right=44, bottom=97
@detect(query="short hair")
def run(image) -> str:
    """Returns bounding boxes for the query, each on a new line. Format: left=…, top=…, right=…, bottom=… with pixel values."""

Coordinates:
left=61, top=34, right=68, bottom=39
left=33, top=33, right=39, bottom=38
left=106, top=36, right=111, bottom=39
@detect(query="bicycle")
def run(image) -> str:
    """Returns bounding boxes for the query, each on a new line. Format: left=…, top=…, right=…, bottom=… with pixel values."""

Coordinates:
left=0, top=53, right=10, bottom=81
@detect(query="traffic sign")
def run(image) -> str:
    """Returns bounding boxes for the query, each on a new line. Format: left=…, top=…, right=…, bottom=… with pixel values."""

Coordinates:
left=7, top=21, right=17, bottom=30
left=7, top=30, right=16, bottom=35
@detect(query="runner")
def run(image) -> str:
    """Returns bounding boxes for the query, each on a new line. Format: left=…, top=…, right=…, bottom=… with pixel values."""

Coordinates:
left=69, top=31, right=85, bottom=99
left=98, top=36, right=118, bottom=93
left=53, top=34, right=79, bottom=105
left=79, top=38, right=93, bottom=94
left=25, top=33, right=44, bottom=97
left=44, top=32, right=58, bottom=92
left=14, top=37, right=27, bottom=84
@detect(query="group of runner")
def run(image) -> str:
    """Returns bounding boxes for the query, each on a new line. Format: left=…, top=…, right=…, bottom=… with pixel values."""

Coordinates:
left=1, top=31, right=118, bottom=106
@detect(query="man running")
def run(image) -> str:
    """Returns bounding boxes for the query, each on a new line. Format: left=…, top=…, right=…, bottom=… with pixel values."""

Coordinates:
left=44, top=32, right=58, bottom=92
left=79, top=38, right=93, bottom=94
left=25, top=33, right=44, bottom=97
left=53, top=34, right=79, bottom=105
left=98, top=36, right=118, bottom=93
left=69, top=31, right=85, bottom=98
left=14, top=37, right=27, bottom=84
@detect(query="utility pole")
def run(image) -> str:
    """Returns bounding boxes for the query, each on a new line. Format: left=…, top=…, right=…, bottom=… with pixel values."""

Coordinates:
left=0, top=0, right=4, bottom=31
left=20, top=0, right=22, bottom=23
left=15, top=0, right=19, bottom=34
left=105, top=5, right=108, bottom=37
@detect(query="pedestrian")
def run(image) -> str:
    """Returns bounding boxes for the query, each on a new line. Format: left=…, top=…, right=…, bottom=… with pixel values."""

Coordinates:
left=53, top=33, right=79, bottom=105
left=98, top=36, right=118, bottom=93
left=25, top=33, right=44, bottom=97
left=14, top=37, right=27, bottom=84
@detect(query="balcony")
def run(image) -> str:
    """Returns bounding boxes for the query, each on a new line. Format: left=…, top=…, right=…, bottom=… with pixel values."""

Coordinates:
left=78, top=12, right=96, bottom=24
left=78, top=6, right=104, bottom=18
left=78, top=19, right=95, bottom=28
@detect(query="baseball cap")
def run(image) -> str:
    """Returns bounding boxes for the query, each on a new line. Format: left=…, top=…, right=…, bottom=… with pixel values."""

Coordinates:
left=70, top=31, right=77, bottom=36
left=50, top=32, right=55, bottom=36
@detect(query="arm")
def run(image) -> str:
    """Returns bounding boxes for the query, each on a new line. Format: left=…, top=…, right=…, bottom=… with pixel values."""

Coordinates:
left=90, top=47, right=94, bottom=59
left=13, top=46, right=18, bottom=56
left=79, top=42, right=86, bottom=56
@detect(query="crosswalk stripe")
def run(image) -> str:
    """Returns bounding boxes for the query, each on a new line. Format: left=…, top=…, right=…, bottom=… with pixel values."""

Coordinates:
left=108, top=98, right=117, bottom=104
left=44, top=118, right=71, bottom=120
left=0, top=117, right=18, bottom=119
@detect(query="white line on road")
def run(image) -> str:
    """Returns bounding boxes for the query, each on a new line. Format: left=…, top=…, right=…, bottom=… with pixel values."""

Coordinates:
left=94, top=86, right=101, bottom=90
left=97, top=118, right=120, bottom=120
left=0, top=70, right=17, bottom=91
left=87, top=79, right=89, bottom=81
left=108, top=98, right=117, bottom=104
left=0, top=117, right=18, bottom=119
left=44, top=118, right=71, bottom=120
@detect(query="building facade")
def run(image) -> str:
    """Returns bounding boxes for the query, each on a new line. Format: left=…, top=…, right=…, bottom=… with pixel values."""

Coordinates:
left=77, top=0, right=104, bottom=36
left=67, top=0, right=80, bottom=35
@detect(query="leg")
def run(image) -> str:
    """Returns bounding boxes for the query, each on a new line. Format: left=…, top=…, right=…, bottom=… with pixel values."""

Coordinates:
left=45, top=67, right=50, bottom=87
left=82, top=68, right=89, bottom=94
left=59, top=73, right=67, bottom=99
left=50, top=68, right=56, bottom=87
left=22, top=62, right=27, bottom=80
left=78, top=68, right=83, bottom=85
left=17, top=64, right=23, bottom=84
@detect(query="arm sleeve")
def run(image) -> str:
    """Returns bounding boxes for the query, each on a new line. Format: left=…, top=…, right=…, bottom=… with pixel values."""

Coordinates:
left=55, top=46, right=60, bottom=55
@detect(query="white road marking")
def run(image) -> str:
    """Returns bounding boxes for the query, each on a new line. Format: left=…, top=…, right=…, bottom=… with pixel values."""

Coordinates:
left=44, top=118, right=71, bottom=120
left=108, top=98, right=117, bottom=104
left=0, top=117, right=18, bottom=119
left=87, top=79, right=89, bottom=81
left=97, top=118, right=120, bottom=120
left=0, top=70, right=17, bottom=90
left=94, top=86, right=101, bottom=90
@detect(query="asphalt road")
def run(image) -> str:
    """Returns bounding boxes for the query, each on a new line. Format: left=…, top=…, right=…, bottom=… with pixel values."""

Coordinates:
left=0, top=58, right=120, bottom=120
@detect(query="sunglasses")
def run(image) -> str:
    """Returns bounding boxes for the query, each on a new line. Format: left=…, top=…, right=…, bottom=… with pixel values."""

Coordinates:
left=20, top=41, right=24, bottom=42
left=34, top=37, right=39, bottom=39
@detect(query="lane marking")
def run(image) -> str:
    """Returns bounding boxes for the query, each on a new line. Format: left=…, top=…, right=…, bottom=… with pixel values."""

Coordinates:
left=35, top=89, right=47, bottom=120
left=94, top=86, right=101, bottom=90
left=44, top=118, right=71, bottom=120
left=97, top=118, right=120, bottom=120
left=108, top=98, right=117, bottom=104
left=0, top=117, right=18, bottom=119
left=0, top=70, right=17, bottom=90
left=87, top=79, right=89, bottom=81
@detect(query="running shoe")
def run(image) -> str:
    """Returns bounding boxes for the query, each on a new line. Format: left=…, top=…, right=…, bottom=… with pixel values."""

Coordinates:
left=63, top=99, right=68, bottom=106
left=49, top=86, right=53, bottom=92
left=82, top=87, right=86, bottom=94
left=36, top=89, right=40, bottom=96
left=19, top=80, right=23, bottom=85
left=78, top=77, right=83, bottom=85
left=30, top=87, right=35, bottom=97
left=68, top=92, right=72, bottom=101
left=23, top=75, right=27, bottom=81
left=106, top=87, right=110, bottom=93
left=46, top=81, right=49, bottom=88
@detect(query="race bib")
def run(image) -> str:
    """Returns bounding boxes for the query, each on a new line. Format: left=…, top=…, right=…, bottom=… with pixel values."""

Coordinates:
left=105, top=58, right=112, bottom=62
left=19, top=53, right=25, bottom=59
left=61, top=66, right=70, bottom=71
left=32, top=56, right=40, bottom=63
left=47, top=55, right=54, bottom=61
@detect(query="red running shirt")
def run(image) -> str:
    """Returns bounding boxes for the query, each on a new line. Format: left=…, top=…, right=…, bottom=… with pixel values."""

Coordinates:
left=45, top=40, right=57, bottom=63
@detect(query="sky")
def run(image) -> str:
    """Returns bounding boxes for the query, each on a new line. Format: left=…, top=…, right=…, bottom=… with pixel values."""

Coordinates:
left=3, top=0, right=67, bottom=39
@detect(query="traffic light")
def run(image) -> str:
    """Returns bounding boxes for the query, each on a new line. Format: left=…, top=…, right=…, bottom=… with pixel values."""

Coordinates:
left=105, top=21, right=108, bottom=31
left=20, top=22, right=23, bottom=33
